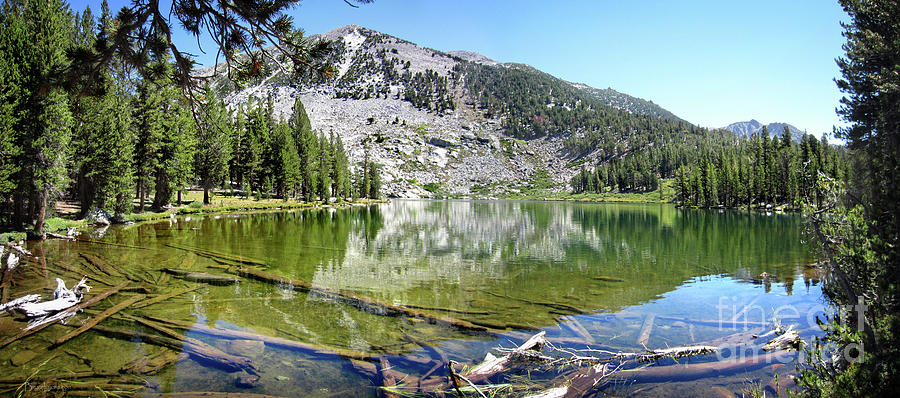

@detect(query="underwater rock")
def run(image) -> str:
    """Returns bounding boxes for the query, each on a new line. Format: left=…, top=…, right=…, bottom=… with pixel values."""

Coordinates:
left=10, top=350, right=36, bottom=366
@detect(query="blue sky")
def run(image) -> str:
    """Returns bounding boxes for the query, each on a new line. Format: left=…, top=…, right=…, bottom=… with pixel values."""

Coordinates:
left=70, top=0, right=849, bottom=136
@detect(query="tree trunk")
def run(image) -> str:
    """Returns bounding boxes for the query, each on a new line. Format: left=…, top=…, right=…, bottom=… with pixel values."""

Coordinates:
left=33, top=189, right=47, bottom=235
left=139, top=180, right=145, bottom=212
left=177, top=190, right=182, bottom=206
left=203, top=185, right=210, bottom=205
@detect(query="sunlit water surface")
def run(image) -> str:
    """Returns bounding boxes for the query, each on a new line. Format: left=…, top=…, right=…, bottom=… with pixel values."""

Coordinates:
left=3, top=200, right=825, bottom=397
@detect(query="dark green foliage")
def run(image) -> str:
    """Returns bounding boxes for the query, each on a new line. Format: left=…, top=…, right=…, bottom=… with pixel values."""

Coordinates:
left=798, top=0, right=900, bottom=395
left=195, top=86, right=233, bottom=204
left=671, top=131, right=845, bottom=209
left=133, top=67, right=196, bottom=211
left=0, top=0, right=74, bottom=232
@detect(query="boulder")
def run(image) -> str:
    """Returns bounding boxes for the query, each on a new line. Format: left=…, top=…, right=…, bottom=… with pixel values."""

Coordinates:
left=86, top=209, right=111, bottom=226
left=427, top=137, right=456, bottom=148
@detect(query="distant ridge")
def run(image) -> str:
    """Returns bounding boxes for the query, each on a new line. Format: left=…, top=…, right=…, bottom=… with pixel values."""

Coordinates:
left=723, top=119, right=805, bottom=139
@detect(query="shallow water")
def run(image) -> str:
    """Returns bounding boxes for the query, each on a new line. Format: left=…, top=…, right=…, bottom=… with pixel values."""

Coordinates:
left=1, top=200, right=824, bottom=396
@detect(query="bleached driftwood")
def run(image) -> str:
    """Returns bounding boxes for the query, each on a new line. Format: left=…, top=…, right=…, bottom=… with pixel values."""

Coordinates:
left=4, top=241, right=32, bottom=258
left=5, top=252, right=18, bottom=270
left=0, top=294, right=41, bottom=313
left=45, top=232, right=75, bottom=240
left=468, top=331, right=548, bottom=377
left=16, top=278, right=91, bottom=318
left=763, top=325, right=803, bottom=351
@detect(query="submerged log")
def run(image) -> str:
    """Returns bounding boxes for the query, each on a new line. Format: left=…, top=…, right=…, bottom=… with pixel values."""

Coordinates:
left=166, top=243, right=268, bottom=267
left=162, top=268, right=240, bottom=285
left=51, top=262, right=116, bottom=286
left=132, top=285, right=206, bottom=309
left=53, top=294, right=145, bottom=345
left=637, top=314, right=655, bottom=346
left=121, top=350, right=189, bottom=375
left=142, top=315, right=380, bottom=361
left=0, top=281, right=128, bottom=348
left=232, top=266, right=490, bottom=333
left=611, top=353, right=782, bottom=384
left=125, top=316, right=259, bottom=374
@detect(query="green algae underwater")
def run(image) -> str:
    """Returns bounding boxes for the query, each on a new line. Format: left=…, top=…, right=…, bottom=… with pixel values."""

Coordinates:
left=0, top=200, right=825, bottom=397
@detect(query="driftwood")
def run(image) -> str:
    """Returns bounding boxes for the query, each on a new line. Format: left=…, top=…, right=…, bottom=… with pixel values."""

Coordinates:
left=0, top=281, right=128, bottom=348
left=132, top=284, right=206, bottom=309
left=467, top=331, right=548, bottom=379
left=762, top=325, right=803, bottom=351
left=420, top=331, right=724, bottom=396
left=162, top=268, right=240, bottom=285
left=524, top=363, right=613, bottom=398
left=45, top=232, right=75, bottom=240
left=53, top=294, right=146, bottom=345
left=0, top=294, right=41, bottom=313
left=0, top=251, right=17, bottom=303
left=123, top=316, right=259, bottom=374
left=15, top=277, right=91, bottom=318
left=143, top=315, right=381, bottom=361
left=232, top=266, right=491, bottom=333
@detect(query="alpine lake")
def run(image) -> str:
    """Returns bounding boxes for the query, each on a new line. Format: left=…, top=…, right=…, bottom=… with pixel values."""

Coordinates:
left=0, top=200, right=826, bottom=397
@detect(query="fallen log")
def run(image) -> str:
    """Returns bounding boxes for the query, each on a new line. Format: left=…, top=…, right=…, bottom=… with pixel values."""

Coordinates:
left=132, top=285, right=206, bottom=309
left=637, top=314, right=655, bottom=346
left=51, top=262, right=116, bottom=286
left=78, top=239, right=153, bottom=250
left=468, top=331, right=547, bottom=378
left=0, top=281, right=128, bottom=348
left=124, top=316, right=259, bottom=374
left=653, top=315, right=769, bottom=329
left=232, top=266, right=491, bottom=333
left=165, top=243, right=268, bottom=267
left=121, top=350, right=189, bottom=375
left=762, top=326, right=803, bottom=351
left=15, top=277, right=91, bottom=318
left=142, top=315, right=380, bottom=361
left=0, top=294, right=41, bottom=313
left=592, top=276, right=624, bottom=282
left=45, top=232, right=75, bottom=240
left=399, top=303, right=491, bottom=315
left=162, top=268, right=240, bottom=286
left=53, top=294, right=146, bottom=345
left=610, top=353, right=784, bottom=384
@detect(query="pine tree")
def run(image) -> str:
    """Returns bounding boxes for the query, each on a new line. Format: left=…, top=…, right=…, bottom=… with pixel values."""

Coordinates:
left=195, top=85, right=233, bottom=204
left=317, top=133, right=332, bottom=202
left=330, top=131, right=350, bottom=199
left=1, top=0, right=75, bottom=232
